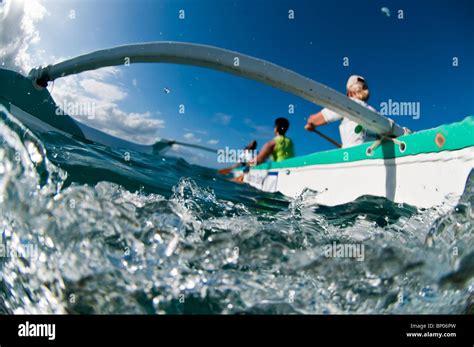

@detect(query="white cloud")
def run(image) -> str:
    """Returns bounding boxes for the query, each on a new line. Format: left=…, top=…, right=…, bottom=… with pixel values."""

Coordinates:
left=183, top=132, right=202, bottom=143
left=183, top=130, right=218, bottom=146
left=212, top=112, right=232, bottom=125
left=51, top=70, right=166, bottom=144
left=0, top=0, right=48, bottom=73
left=79, top=79, right=128, bottom=103
left=82, top=66, right=121, bottom=81
left=0, top=1, right=166, bottom=145
left=184, top=128, right=208, bottom=136
left=0, top=0, right=223, bottom=169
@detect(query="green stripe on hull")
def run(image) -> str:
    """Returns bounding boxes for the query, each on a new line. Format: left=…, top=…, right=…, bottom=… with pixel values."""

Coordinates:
left=243, top=116, right=474, bottom=171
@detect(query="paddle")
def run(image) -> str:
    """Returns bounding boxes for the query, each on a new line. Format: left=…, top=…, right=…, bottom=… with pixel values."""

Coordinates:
left=218, top=167, right=235, bottom=175
left=152, top=139, right=218, bottom=154
left=311, top=129, right=342, bottom=148
left=170, top=140, right=218, bottom=153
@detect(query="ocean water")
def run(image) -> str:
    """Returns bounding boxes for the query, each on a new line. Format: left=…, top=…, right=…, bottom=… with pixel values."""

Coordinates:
left=0, top=106, right=473, bottom=314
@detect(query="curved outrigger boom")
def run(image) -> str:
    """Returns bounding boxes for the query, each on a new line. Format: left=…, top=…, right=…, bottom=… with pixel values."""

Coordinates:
left=29, top=41, right=405, bottom=137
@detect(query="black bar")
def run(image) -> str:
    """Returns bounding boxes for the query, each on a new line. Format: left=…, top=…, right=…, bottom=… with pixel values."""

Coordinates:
left=0, top=315, right=472, bottom=346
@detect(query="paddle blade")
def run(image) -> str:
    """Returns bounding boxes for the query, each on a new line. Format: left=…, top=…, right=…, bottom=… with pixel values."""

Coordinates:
left=218, top=167, right=234, bottom=175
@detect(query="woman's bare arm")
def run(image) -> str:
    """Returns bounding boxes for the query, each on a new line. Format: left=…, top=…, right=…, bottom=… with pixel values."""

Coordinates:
left=252, top=140, right=276, bottom=165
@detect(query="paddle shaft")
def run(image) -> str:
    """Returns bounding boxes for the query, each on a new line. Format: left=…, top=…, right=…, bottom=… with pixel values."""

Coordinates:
left=171, top=140, right=218, bottom=153
left=312, top=129, right=342, bottom=148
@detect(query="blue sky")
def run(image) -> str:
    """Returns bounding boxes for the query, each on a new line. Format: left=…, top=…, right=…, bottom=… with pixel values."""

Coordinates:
left=3, top=0, right=474, bottom=167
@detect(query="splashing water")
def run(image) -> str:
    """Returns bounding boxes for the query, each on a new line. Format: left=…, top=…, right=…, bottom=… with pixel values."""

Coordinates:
left=0, top=106, right=472, bottom=314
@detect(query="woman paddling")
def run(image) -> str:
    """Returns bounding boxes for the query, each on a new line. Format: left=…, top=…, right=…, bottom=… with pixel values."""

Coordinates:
left=231, top=118, right=294, bottom=182
left=251, top=117, right=294, bottom=165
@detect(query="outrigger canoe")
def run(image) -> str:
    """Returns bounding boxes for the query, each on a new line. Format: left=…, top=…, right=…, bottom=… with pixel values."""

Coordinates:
left=0, top=42, right=472, bottom=208
left=236, top=117, right=474, bottom=208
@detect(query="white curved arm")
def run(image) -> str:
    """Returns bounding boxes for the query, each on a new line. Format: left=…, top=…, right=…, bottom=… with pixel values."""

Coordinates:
left=29, top=41, right=404, bottom=136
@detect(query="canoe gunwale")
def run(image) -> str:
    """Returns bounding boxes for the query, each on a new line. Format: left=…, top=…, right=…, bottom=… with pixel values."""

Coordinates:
left=235, top=116, right=474, bottom=172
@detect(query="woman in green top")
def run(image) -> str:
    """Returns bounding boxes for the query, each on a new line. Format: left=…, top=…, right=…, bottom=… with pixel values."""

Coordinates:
left=252, top=117, right=294, bottom=165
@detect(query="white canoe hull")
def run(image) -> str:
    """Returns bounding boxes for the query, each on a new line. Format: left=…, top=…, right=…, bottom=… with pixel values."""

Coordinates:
left=242, top=147, right=474, bottom=208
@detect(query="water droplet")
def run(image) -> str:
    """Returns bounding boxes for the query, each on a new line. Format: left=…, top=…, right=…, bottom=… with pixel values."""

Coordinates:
left=26, top=141, right=43, bottom=164
left=420, top=286, right=435, bottom=300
